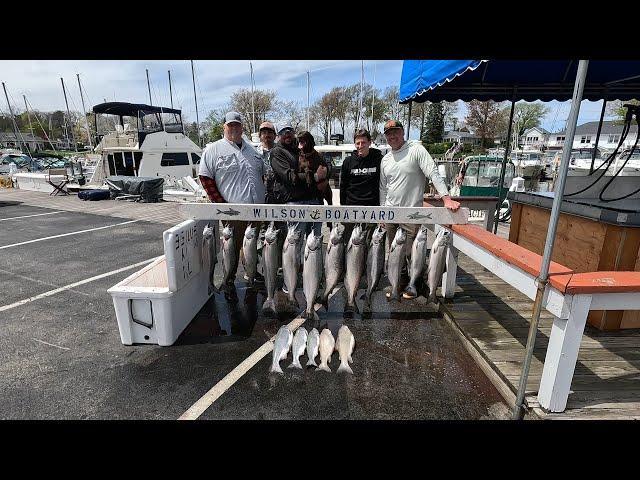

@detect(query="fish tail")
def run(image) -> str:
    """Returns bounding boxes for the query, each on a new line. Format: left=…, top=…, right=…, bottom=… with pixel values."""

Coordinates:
left=317, top=363, right=331, bottom=373
left=269, top=361, right=283, bottom=374
left=337, top=362, right=354, bottom=374
left=306, top=358, right=318, bottom=368
left=288, top=359, right=302, bottom=369
left=262, top=298, right=276, bottom=315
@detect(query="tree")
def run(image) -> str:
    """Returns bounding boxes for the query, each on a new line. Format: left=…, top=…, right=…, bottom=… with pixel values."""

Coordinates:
left=443, top=101, right=459, bottom=131
left=464, top=100, right=505, bottom=147
left=423, top=103, right=445, bottom=144
left=606, top=99, right=640, bottom=124
left=508, top=102, right=549, bottom=137
left=277, top=100, right=306, bottom=132
left=202, top=108, right=225, bottom=143
left=310, top=93, right=335, bottom=144
left=362, top=86, right=385, bottom=140
left=381, top=86, right=402, bottom=121
left=229, top=88, right=279, bottom=136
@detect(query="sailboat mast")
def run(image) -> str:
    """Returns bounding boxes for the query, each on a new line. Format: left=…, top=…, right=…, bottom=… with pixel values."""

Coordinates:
left=60, top=77, right=77, bottom=152
left=168, top=70, right=174, bottom=109
left=359, top=60, right=364, bottom=128
left=23, top=94, right=36, bottom=147
left=307, top=70, right=310, bottom=131
left=76, top=74, right=93, bottom=148
left=146, top=69, right=152, bottom=105
left=250, top=61, right=256, bottom=134
left=371, top=63, right=376, bottom=133
left=2, top=83, right=29, bottom=155
left=190, top=60, right=202, bottom=147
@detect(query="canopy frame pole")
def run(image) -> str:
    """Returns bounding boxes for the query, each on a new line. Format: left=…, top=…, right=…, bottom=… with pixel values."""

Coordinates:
left=406, top=101, right=412, bottom=140
left=493, top=90, right=516, bottom=233
left=590, top=95, right=607, bottom=174
left=512, top=60, right=589, bottom=420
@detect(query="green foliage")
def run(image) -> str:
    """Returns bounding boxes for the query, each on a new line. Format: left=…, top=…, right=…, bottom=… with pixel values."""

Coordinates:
left=425, top=142, right=452, bottom=155
left=423, top=103, right=445, bottom=144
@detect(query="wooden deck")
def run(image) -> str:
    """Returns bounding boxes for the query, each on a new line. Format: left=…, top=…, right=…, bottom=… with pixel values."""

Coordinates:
left=0, top=188, right=185, bottom=225
left=441, top=251, right=640, bottom=420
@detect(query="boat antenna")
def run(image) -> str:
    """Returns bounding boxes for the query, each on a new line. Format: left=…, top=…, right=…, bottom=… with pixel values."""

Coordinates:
left=2, top=83, right=30, bottom=156
left=250, top=61, right=256, bottom=135
left=168, top=70, right=174, bottom=109
left=76, top=74, right=93, bottom=149
left=146, top=69, right=153, bottom=106
left=190, top=60, right=202, bottom=147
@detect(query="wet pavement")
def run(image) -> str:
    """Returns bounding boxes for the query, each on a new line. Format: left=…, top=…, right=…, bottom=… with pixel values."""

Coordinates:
left=0, top=200, right=509, bottom=420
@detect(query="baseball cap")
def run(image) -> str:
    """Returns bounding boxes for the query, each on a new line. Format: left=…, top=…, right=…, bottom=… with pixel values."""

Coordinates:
left=278, top=124, right=294, bottom=135
left=259, top=121, right=276, bottom=133
left=383, top=119, right=404, bottom=134
left=224, top=111, right=243, bottom=125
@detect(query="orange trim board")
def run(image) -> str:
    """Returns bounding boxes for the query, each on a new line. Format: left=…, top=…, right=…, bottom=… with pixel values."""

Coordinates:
left=566, top=272, right=640, bottom=294
left=450, top=224, right=574, bottom=293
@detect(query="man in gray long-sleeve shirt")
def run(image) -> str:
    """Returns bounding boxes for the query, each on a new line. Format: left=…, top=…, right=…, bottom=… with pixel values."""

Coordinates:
left=380, top=119, right=460, bottom=299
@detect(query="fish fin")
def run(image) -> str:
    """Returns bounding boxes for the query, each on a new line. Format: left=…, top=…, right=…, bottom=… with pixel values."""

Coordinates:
left=353, top=300, right=360, bottom=314
left=348, top=354, right=353, bottom=363
left=337, top=363, right=353, bottom=374
left=317, top=364, right=331, bottom=373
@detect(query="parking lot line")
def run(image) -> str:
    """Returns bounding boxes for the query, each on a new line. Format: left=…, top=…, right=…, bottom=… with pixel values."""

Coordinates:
left=178, top=288, right=340, bottom=421
left=0, top=219, right=138, bottom=250
left=0, top=256, right=160, bottom=313
left=0, top=211, right=64, bottom=222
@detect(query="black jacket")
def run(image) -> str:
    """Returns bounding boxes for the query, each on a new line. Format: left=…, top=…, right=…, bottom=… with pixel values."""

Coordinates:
left=270, top=141, right=326, bottom=203
left=339, top=148, right=382, bottom=206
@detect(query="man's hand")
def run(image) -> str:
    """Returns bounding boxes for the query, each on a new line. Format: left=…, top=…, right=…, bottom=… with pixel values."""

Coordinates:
left=442, top=195, right=461, bottom=212
left=315, top=165, right=328, bottom=182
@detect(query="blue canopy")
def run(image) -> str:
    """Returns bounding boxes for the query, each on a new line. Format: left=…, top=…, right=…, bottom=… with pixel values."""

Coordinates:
left=400, top=60, right=640, bottom=103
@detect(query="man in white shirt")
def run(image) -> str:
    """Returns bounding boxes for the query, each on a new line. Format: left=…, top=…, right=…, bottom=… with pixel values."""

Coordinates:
left=379, top=119, right=460, bottom=299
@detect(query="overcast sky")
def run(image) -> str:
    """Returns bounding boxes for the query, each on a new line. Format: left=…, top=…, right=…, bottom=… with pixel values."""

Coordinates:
left=0, top=60, right=615, bottom=135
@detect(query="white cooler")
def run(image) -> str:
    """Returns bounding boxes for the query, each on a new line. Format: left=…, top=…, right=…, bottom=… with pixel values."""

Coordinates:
left=108, top=219, right=217, bottom=346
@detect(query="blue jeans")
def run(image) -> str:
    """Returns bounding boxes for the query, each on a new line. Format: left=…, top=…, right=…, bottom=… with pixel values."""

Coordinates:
left=287, top=199, right=322, bottom=238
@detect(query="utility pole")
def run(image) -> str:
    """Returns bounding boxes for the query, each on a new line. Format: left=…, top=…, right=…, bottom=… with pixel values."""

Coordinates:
left=146, top=68, right=152, bottom=105
left=190, top=60, right=202, bottom=147
left=60, top=77, right=77, bottom=152
left=76, top=74, right=93, bottom=148
left=2, top=83, right=29, bottom=155
left=168, top=70, right=174, bottom=109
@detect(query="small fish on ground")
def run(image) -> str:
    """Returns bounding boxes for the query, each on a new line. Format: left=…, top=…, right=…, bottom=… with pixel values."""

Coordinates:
left=270, top=325, right=293, bottom=374
left=317, top=328, right=335, bottom=373
left=306, top=328, right=321, bottom=368
left=335, top=325, right=355, bottom=374
left=288, top=327, right=308, bottom=369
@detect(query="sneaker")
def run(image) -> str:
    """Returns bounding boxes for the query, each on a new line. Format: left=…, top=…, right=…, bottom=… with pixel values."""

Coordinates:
left=403, top=286, right=417, bottom=299
left=282, top=284, right=289, bottom=295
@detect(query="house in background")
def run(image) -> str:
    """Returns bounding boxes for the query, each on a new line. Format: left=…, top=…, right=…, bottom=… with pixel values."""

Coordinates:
left=443, top=130, right=482, bottom=146
left=0, top=132, right=48, bottom=151
left=568, top=121, right=638, bottom=151
left=520, top=127, right=550, bottom=149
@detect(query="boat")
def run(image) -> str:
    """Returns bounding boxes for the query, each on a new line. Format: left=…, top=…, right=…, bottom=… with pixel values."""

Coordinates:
left=566, top=147, right=608, bottom=176
left=509, top=148, right=545, bottom=181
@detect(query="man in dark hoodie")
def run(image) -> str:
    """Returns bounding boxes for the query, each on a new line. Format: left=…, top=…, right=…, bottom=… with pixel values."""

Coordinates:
left=339, top=128, right=382, bottom=243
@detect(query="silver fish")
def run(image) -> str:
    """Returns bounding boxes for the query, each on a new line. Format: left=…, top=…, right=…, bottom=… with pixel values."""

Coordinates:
left=317, top=328, right=335, bottom=373
left=282, top=225, right=302, bottom=309
left=405, top=225, right=429, bottom=298
left=270, top=325, right=293, bottom=374
left=288, top=327, right=308, bottom=369
left=242, top=223, right=258, bottom=285
left=335, top=325, right=355, bottom=374
left=344, top=224, right=366, bottom=313
left=363, top=225, right=385, bottom=306
left=427, top=228, right=451, bottom=303
left=320, top=223, right=345, bottom=311
left=261, top=222, right=280, bottom=314
left=221, top=223, right=236, bottom=287
left=306, top=328, right=320, bottom=368
left=387, top=227, right=407, bottom=302
left=303, top=231, right=323, bottom=321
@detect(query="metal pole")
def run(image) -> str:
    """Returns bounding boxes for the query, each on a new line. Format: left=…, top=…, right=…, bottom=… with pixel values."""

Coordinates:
left=307, top=71, right=310, bottom=131
left=61, top=77, right=77, bottom=152
left=371, top=63, right=376, bottom=133
left=493, top=92, right=517, bottom=233
left=250, top=62, right=256, bottom=134
left=168, top=70, right=174, bottom=109
left=512, top=60, right=589, bottom=420
left=146, top=69, right=152, bottom=106
left=2, top=83, right=28, bottom=154
left=191, top=60, right=202, bottom=147
left=590, top=97, right=607, bottom=174
left=23, top=95, right=36, bottom=151
left=77, top=74, right=93, bottom=148
left=405, top=101, right=412, bottom=141
left=359, top=60, right=364, bottom=128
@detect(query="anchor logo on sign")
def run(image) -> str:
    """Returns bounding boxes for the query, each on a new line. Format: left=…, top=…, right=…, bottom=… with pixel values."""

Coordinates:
left=310, top=209, right=321, bottom=220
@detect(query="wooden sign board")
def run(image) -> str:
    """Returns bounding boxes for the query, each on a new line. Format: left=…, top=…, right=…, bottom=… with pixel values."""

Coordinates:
left=178, top=203, right=469, bottom=225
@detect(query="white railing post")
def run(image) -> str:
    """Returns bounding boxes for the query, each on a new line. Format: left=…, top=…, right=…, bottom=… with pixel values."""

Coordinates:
left=538, top=293, right=592, bottom=412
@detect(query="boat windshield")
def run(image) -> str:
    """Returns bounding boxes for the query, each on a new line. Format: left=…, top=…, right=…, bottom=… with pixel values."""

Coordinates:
left=463, top=159, right=514, bottom=188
